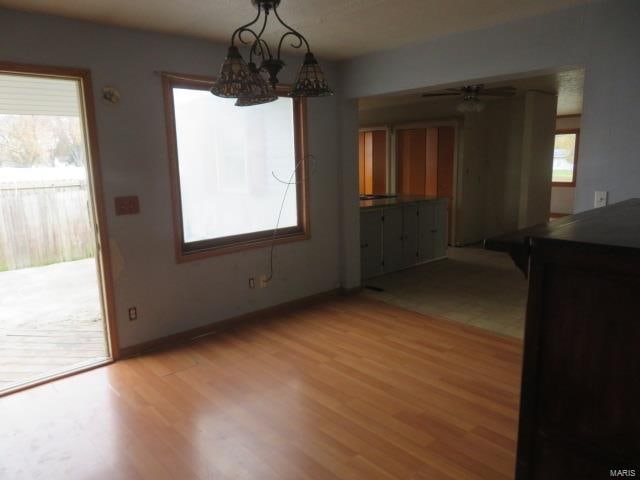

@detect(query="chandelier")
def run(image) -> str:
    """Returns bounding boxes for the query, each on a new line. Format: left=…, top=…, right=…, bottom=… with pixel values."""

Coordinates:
left=211, top=0, right=333, bottom=106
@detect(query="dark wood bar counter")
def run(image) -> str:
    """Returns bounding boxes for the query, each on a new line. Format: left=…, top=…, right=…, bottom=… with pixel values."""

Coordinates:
left=485, top=199, right=640, bottom=479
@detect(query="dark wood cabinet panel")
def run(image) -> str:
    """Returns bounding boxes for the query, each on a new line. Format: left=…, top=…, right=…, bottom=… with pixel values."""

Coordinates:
left=486, top=199, right=640, bottom=479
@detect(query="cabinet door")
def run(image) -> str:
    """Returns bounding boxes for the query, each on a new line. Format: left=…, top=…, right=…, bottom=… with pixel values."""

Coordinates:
left=437, top=127, right=455, bottom=243
left=360, top=210, right=383, bottom=279
left=418, top=202, right=435, bottom=262
left=371, top=130, right=387, bottom=194
left=382, top=207, right=404, bottom=273
left=402, top=204, right=419, bottom=268
left=433, top=201, right=448, bottom=259
left=359, top=130, right=387, bottom=195
left=358, top=132, right=366, bottom=194
left=396, top=129, right=427, bottom=195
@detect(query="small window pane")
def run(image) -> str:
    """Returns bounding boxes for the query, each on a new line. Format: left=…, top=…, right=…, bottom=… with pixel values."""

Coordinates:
left=552, top=133, right=577, bottom=184
left=172, top=88, right=298, bottom=244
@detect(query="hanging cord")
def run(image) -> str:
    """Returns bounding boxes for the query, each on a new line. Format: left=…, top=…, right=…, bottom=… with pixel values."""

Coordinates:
left=264, top=155, right=316, bottom=284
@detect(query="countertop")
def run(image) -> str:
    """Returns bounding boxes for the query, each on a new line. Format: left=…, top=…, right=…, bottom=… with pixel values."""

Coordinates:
left=359, top=195, right=447, bottom=210
left=484, top=198, right=640, bottom=275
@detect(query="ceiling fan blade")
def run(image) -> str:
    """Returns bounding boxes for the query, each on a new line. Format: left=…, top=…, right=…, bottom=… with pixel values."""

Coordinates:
left=480, top=87, right=516, bottom=93
left=421, top=92, right=459, bottom=97
left=477, top=91, right=516, bottom=97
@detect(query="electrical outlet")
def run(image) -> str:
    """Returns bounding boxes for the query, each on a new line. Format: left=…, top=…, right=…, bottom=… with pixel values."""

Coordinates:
left=259, top=274, right=269, bottom=288
left=594, top=190, right=608, bottom=208
left=128, top=306, right=137, bottom=321
left=249, top=277, right=256, bottom=289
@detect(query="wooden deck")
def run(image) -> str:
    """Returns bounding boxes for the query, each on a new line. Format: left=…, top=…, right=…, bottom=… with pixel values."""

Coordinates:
left=0, top=295, right=523, bottom=479
left=0, top=259, right=108, bottom=390
left=0, top=319, right=107, bottom=389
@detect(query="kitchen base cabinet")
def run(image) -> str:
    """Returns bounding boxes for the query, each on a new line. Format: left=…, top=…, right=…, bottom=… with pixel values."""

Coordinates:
left=382, top=206, right=404, bottom=273
left=418, top=202, right=435, bottom=262
left=360, top=198, right=448, bottom=280
left=433, top=203, right=448, bottom=259
left=402, top=204, right=419, bottom=268
left=360, top=209, right=383, bottom=279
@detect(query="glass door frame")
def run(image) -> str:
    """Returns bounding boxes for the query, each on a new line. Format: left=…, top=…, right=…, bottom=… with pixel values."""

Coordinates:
left=0, top=61, right=119, bottom=396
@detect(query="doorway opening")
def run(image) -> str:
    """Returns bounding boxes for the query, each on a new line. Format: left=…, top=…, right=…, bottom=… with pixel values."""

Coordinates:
left=0, top=65, right=115, bottom=394
left=357, top=67, right=584, bottom=339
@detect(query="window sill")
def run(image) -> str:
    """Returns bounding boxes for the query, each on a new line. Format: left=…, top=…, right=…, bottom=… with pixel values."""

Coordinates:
left=175, top=230, right=309, bottom=263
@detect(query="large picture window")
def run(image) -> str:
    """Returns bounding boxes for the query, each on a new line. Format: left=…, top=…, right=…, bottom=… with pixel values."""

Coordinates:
left=163, top=74, right=308, bottom=261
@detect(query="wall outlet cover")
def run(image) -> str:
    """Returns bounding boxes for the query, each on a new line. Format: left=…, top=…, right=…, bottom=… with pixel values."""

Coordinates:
left=594, top=191, right=608, bottom=208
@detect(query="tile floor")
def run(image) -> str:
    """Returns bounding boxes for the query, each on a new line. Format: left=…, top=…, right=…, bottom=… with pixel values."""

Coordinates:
left=361, top=246, right=528, bottom=338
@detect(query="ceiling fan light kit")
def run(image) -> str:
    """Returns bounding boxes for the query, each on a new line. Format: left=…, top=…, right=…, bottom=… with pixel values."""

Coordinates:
left=421, top=84, right=516, bottom=113
left=457, top=96, right=485, bottom=113
left=211, top=0, right=333, bottom=106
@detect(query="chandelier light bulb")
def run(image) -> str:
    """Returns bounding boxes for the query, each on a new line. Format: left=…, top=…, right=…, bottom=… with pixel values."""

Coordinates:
left=210, top=0, right=333, bottom=105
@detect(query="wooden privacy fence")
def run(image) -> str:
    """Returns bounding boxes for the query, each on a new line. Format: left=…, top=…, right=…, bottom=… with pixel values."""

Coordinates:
left=0, top=181, right=95, bottom=271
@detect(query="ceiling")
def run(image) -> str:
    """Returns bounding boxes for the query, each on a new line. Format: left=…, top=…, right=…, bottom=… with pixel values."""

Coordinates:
left=358, top=69, right=585, bottom=115
left=1, top=0, right=592, bottom=60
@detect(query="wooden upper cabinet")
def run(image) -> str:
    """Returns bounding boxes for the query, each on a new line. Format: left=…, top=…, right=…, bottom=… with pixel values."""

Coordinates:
left=358, top=132, right=366, bottom=194
left=358, top=130, right=387, bottom=195
left=396, top=126, right=455, bottom=243
left=396, top=128, right=427, bottom=195
left=436, top=127, right=455, bottom=200
left=437, top=126, right=455, bottom=242
left=425, top=127, right=438, bottom=196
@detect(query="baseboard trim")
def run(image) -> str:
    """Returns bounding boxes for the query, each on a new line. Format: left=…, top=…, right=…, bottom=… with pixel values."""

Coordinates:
left=339, top=285, right=363, bottom=295
left=362, top=255, right=448, bottom=281
left=119, top=288, right=341, bottom=359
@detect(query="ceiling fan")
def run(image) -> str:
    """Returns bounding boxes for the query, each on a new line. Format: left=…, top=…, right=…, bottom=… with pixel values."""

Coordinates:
left=421, top=84, right=516, bottom=112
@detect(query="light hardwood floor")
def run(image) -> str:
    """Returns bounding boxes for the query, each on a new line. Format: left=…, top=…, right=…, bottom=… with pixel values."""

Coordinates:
left=0, top=295, right=523, bottom=480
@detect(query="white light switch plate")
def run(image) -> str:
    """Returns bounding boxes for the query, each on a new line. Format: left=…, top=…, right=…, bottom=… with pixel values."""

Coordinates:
left=594, top=190, right=608, bottom=208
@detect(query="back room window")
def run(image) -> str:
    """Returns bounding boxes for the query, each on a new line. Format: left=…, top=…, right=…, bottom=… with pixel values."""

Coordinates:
left=163, top=75, right=309, bottom=259
left=552, top=130, right=579, bottom=186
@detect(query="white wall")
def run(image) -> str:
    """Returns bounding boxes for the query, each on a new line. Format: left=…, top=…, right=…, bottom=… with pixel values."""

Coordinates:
left=550, top=187, right=576, bottom=214
left=483, top=97, right=525, bottom=238
left=0, top=9, right=342, bottom=348
left=338, top=0, right=640, bottom=287
left=517, top=91, right=557, bottom=228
